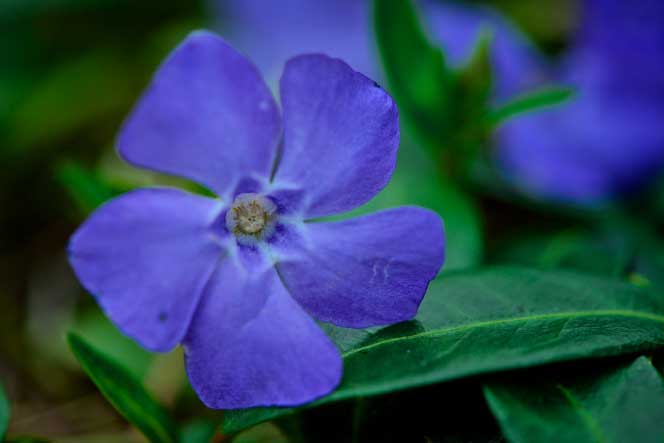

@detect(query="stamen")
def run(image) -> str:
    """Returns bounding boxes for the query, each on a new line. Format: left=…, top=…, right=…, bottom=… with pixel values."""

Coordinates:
left=226, top=193, right=277, bottom=245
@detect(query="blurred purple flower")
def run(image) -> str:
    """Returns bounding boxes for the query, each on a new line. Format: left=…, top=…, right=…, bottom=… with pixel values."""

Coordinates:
left=211, top=0, right=545, bottom=98
left=67, top=32, right=444, bottom=409
left=497, top=0, right=664, bottom=204
left=211, top=0, right=376, bottom=81
left=214, top=0, right=664, bottom=204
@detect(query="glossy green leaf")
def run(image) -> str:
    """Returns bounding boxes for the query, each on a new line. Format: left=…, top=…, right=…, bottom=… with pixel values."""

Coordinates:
left=485, top=356, right=664, bottom=443
left=487, top=86, right=575, bottom=127
left=223, top=267, right=664, bottom=433
left=374, top=0, right=451, bottom=153
left=0, top=381, right=9, bottom=441
left=67, top=333, right=178, bottom=443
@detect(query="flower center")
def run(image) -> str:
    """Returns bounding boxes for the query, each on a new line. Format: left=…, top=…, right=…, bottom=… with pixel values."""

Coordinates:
left=225, top=193, right=277, bottom=244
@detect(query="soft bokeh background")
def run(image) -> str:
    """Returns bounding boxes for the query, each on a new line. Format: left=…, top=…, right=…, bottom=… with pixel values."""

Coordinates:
left=1, top=0, right=662, bottom=442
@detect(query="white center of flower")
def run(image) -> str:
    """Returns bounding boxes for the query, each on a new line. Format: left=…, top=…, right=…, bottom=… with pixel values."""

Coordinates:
left=226, top=193, right=277, bottom=245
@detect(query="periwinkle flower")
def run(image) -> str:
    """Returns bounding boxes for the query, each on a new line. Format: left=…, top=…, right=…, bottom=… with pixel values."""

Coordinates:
left=216, top=0, right=664, bottom=205
left=68, top=31, right=445, bottom=408
left=497, top=0, right=664, bottom=204
left=213, top=0, right=544, bottom=98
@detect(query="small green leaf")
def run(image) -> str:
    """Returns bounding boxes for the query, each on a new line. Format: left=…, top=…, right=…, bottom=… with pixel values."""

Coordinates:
left=0, top=381, right=9, bottom=441
left=223, top=267, right=664, bottom=433
left=457, top=30, right=494, bottom=113
left=56, top=161, right=115, bottom=216
left=374, top=0, right=451, bottom=153
left=485, top=356, right=664, bottom=443
left=69, top=307, right=153, bottom=381
left=67, top=333, right=178, bottom=443
left=487, top=86, right=575, bottom=127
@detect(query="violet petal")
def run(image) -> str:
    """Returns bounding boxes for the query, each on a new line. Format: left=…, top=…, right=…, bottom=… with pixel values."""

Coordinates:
left=277, top=207, right=444, bottom=328
left=183, top=256, right=342, bottom=409
left=118, top=31, right=281, bottom=197
left=274, top=54, right=399, bottom=218
left=68, top=188, right=224, bottom=352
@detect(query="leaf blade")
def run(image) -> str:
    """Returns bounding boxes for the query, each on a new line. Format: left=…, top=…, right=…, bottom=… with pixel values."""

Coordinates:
left=67, top=333, right=178, bottom=443
left=223, top=267, right=664, bottom=433
left=374, top=0, right=450, bottom=153
left=485, top=356, right=664, bottom=443
left=487, top=86, right=575, bottom=127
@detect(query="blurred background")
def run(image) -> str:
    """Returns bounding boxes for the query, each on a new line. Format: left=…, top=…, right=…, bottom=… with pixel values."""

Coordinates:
left=1, top=0, right=662, bottom=441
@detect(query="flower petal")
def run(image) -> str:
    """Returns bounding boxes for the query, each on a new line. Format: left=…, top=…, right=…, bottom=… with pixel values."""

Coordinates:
left=183, top=258, right=342, bottom=409
left=215, top=0, right=376, bottom=83
left=118, top=31, right=281, bottom=197
left=276, top=207, right=445, bottom=328
left=68, top=188, right=224, bottom=352
left=273, top=54, right=399, bottom=218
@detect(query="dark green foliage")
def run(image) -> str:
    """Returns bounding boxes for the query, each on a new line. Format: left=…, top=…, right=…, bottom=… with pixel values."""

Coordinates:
left=223, top=267, right=664, bottom=433
left=374, top=0, right=451, bottom=155
left=67, top=333, right=179, bottom=443
left=373, top=0, right=571, bottom=178
left=485, top=356, right=664, bottom=443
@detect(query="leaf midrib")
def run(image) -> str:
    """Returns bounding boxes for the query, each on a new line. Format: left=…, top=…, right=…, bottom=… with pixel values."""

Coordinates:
left=342, top=309, right=664, bottom=359
left=556, top=384, right=607, bottom=443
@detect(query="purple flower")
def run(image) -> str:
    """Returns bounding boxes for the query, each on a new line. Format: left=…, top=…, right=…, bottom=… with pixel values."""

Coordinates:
left=497, top=0, right=664, bottom=204
left=214, top=0, right=664, bottom=204
left=211, top=0, right=376, bottom=81
left=67, top=31, right=445, bottom=409
left=212, top=0, right=544, bottom=98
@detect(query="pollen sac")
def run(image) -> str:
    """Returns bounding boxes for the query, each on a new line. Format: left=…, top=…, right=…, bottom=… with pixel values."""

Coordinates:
left=226, top=193, right=277, bottom=245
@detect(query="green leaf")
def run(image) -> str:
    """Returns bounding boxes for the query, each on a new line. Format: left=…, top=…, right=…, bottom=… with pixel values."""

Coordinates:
left=0, top=381, right=9, bottom=441
left=487, top=86, right=575, bottom=127
left=457, top=30, right=494, bottom=114
left=56, top=161, right=115, bottom=216
left=69, top=307, right=153, bottom=381
left=67, top=333, right=178, bottom=443
left=374, top=0, right=451, bottom=153
left=485, top=356, right=664, bottom=443
left=222, top=267, right=664, bottom=433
